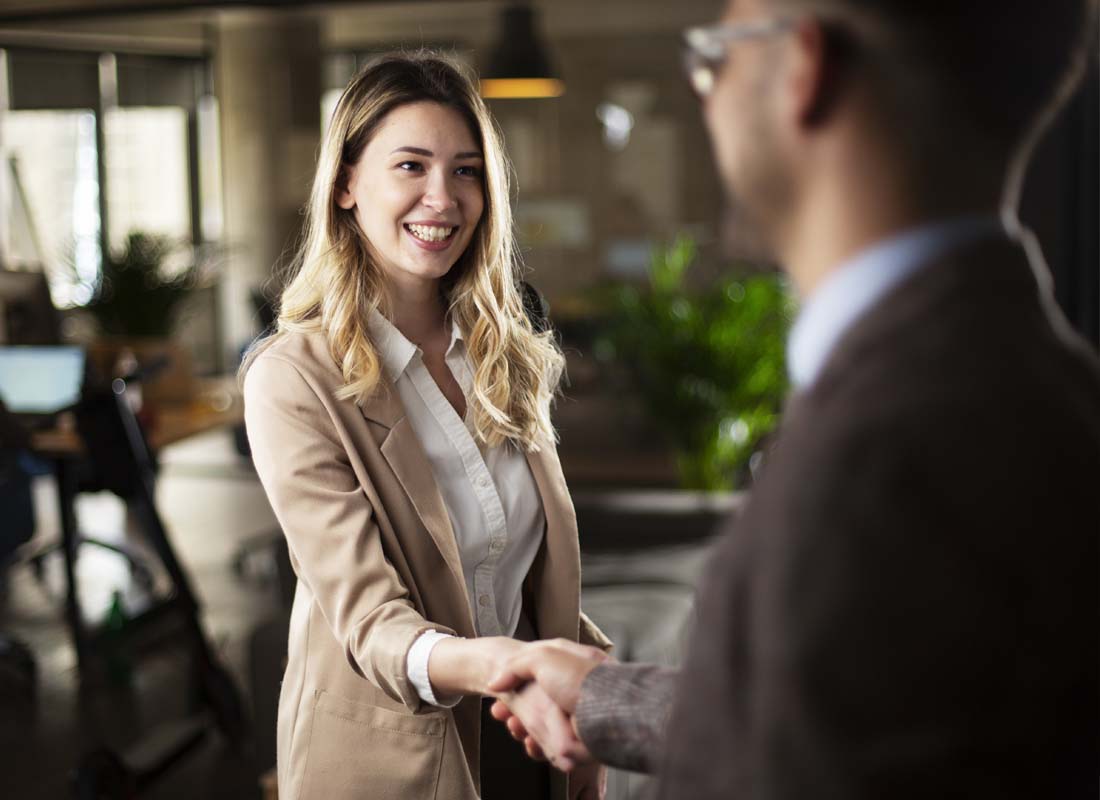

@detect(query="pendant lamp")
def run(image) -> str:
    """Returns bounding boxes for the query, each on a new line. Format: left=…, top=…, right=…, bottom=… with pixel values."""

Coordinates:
left=480, top=3, right=564, bottom=99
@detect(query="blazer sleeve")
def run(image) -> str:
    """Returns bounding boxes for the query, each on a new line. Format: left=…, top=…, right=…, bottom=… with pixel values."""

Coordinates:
left=579, top=611, right=614, bottom=653
left=244, top=353, right=454, bottom=711
left=573, top=661, right=679, bottom=774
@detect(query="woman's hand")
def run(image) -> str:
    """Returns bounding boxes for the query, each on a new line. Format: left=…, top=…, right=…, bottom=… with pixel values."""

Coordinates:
left=427, top=636, right=524, bottom=698
left=498, top=679, right=587, bottom=773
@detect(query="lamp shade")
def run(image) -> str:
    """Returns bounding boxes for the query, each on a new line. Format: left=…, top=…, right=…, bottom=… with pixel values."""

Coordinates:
left=480, top=4, right=564, bottom=99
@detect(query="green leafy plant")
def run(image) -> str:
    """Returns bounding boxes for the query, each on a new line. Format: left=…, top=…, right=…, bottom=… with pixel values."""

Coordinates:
left=77, top=231, right=212, bottom=338
left=598, top=235, right=793, bottom=490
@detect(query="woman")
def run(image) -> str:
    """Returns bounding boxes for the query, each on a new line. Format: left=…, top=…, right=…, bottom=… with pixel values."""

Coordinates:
left=242, top=52, right=611, bottom=800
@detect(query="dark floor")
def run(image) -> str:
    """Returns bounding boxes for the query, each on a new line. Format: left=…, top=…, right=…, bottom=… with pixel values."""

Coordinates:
left=0, top=430, right=713, bottom=800
left=2, top=431, right=286, bottom=799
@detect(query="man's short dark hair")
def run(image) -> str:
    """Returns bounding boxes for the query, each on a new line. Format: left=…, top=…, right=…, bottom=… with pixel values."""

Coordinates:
left=772, top=0, right=1098, bottom=164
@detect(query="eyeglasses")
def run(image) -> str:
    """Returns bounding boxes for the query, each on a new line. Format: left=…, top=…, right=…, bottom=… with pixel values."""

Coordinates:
left=681, top=18, right=795, bottom=97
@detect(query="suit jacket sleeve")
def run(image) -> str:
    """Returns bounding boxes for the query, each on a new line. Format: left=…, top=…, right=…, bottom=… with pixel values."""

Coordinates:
left=244, top=353, right=454, bottom=711
left=574, top=661, right=679, bottom=774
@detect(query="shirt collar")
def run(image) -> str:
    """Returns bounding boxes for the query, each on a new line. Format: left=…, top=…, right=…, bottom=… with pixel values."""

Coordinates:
left=786, top=215, right=1003, bottom=389
left=367, top=309, right=465, bottom=383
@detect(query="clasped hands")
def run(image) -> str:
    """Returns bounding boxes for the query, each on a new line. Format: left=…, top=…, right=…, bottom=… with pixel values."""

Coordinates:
left=486, top=639, right=611, bottom=772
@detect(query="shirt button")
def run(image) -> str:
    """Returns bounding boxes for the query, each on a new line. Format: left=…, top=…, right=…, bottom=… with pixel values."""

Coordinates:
left=477, top=475, right=491, bottom=488
left=490, top=540, right=504, bottom=553
left=478, top=594, right=491, bottom=607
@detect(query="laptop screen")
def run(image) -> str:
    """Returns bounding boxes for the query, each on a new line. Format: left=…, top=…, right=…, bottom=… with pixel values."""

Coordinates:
left=0, top=346, right=85, bottom=415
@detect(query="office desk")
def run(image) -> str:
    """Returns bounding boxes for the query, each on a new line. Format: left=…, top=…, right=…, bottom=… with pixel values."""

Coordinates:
left=31, top=376, right=242, bottom=456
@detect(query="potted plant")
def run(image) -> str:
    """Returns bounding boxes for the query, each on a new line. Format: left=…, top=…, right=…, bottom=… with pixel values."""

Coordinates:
left=72, top=231, right=216, bottom=408
left=597, top=235, right=793, bottom=491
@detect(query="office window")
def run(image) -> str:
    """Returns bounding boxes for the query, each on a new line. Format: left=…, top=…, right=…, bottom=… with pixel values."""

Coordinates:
left=0, top=109, right=101, bottom=306
left=104, top=106, right=191, bottom=249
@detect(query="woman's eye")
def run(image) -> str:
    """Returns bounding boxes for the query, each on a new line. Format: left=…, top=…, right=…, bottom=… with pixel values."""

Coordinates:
left=397, top=161, right=423, bottom=172
left=455, top=165, right=482, bottom=178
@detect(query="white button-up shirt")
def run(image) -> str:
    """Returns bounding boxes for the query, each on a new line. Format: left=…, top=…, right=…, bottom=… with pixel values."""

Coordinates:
left=366, top=311, right=545, bottom=707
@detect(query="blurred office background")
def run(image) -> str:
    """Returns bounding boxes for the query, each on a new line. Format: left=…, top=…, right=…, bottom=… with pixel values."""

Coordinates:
left=0, top=1, right=1094, bottom=798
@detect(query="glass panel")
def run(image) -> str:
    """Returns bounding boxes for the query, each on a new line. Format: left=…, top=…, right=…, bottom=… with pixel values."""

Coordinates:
left=321, top=87, right=343, bottom=138
left=104, top=105, right=191, bottom=249
left=0, top=109, right=100, bottom=307
left=197, top=94, right=223, bottom=242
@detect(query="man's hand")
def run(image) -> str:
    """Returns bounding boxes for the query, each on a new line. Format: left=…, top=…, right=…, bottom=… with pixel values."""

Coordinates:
left=488, top=638, right=609, bottom=712
left=487, top=639, right=610, bottom=770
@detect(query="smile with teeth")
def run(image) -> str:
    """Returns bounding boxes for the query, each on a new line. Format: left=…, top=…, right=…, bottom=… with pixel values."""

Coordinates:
left=405, top=224, right=457, bottom=243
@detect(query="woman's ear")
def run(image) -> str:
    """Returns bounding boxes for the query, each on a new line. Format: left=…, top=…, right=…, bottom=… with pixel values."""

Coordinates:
left=335, top=163, right=357, bottom=210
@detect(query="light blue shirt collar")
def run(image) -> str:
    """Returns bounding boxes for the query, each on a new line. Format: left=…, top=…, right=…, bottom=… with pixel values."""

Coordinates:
left=786, top=215, right=1004, bottom=389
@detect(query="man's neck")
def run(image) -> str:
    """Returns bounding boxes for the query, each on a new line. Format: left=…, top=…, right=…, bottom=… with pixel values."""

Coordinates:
left=776, top=136, right=1001, bottom=299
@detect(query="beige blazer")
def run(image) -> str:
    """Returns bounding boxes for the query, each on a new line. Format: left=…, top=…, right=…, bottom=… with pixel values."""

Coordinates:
left=244, top=329, right=611, bottom=800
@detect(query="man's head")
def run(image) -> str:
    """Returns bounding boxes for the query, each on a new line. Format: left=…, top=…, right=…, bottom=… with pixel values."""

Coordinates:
left=694, top=0, right=1096, bottom=254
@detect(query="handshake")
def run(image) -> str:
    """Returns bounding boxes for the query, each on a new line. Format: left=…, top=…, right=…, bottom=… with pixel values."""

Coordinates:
left=486, top=638, right=612, bottom=773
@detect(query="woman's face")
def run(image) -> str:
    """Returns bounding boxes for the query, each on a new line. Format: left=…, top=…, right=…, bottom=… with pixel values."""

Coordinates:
left=337, top=101, right=485, bottom=294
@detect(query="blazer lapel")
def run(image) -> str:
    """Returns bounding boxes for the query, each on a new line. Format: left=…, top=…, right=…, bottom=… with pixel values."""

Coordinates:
left=359, top=382, right=471, bottom=629
left=358, top=377, right=404, bottom=428
left=358, top=379, right=579, bottom=642
left=525, top=439, right=582, bottom=641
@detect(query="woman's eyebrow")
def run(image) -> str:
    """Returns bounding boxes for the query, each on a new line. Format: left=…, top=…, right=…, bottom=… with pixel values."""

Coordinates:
left=390, top=146, right=483, bottom=159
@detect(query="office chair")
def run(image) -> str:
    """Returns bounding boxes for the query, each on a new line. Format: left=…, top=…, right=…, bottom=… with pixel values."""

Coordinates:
left=4, top=347, right=158, bottom=594
left=0, top=403, right=38, bottom=699
left=67, top=376, right=247, bottom=798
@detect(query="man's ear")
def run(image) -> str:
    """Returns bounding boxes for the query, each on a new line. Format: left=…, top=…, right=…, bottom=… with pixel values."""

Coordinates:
left=335, top=163, right=356, bottom=210
left=786, top=19, right=845, bottom=128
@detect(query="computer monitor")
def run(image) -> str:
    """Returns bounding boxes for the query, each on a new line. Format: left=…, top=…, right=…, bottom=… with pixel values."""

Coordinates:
left=0, top=269, right=61, bottom=345
left=0, top=346, right=85, bottom=421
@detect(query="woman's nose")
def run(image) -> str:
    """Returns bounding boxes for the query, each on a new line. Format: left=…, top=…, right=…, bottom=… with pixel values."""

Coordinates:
left=421, top=171, right=458, bottom=212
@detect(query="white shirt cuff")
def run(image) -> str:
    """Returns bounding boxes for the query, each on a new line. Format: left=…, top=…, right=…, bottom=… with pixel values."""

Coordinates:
left=407, top=630, right=462, bottom=708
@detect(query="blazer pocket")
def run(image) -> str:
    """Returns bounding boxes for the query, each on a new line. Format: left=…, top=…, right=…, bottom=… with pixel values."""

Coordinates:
left=300, top=690, right=446, bottom=800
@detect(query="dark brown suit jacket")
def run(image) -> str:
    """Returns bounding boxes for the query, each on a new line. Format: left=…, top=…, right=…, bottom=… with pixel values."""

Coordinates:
left=576, top=237, right=1100, bottom=798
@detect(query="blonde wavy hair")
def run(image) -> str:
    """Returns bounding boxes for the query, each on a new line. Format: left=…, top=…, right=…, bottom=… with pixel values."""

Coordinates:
left=244, top=51, right=564, bottom=451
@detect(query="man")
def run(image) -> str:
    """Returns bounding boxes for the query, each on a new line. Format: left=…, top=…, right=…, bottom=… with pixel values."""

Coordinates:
left=491, top=0, right=1100, bottom=796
